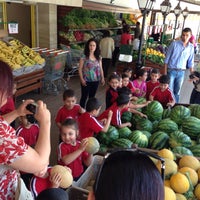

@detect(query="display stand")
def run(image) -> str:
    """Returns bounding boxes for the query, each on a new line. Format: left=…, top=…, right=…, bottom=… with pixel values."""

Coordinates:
left=14, top=68, right=45, bottom=99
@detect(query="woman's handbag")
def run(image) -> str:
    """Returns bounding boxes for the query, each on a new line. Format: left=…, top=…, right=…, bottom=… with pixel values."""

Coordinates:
left=118, top=44, right=134, bottom=63
left=15, top=178, right=34, bottom=200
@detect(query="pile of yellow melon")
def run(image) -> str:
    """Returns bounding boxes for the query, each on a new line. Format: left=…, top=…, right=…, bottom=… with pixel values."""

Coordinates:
left=156, top=148, right=200, bottom=200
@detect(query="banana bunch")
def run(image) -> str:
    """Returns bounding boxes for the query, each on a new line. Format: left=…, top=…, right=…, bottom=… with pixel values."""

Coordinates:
left=0, top=38, right=45, bottom=70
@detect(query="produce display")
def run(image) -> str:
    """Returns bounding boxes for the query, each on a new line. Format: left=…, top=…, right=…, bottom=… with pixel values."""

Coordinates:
left=94, top=101, right=200, bottom=199
left=0, top=38, right=45, bottom=70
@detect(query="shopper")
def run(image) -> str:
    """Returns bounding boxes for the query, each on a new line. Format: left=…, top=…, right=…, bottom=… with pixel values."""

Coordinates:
left=133, top=21, right=141, bottom=39
left=79, top=38, right=105, bottom=108
left=87, top=149, right=164, bottom=200
left=164, top=27, right=194, bottom=103
left=189, top=33, right=197, bottom=54
left=121, top=24, right=132, bottom=45
left=99, top=30, right=115, bottom=78
left=0, top=61, right=51, bottom=199
left=189, top=71, right=200, bottom=104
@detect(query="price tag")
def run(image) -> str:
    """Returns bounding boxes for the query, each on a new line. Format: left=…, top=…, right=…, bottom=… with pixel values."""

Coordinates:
left=8, top=23, right=18, bottom=34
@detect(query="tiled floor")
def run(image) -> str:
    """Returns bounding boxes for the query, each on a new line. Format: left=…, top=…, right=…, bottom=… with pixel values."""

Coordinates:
left=15, top=59, right=199, bottom=165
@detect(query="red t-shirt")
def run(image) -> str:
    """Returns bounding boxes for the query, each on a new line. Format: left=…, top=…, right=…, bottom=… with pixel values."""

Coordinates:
left=150, top=86, right=175, bottom=108
left=30, top=167, right=52, bottom=198
left=57, top=141, right=89, bottom=178
left=55, top=104, right=81, bottom=124
left=121, top=33, right=132, bottom=45
left=127, top=81, right=136, bottom=93
left=16, top=124, right=39, bottom=147
left=78, top=112, right=103, bottom=140
left=106, top=87, right=118, bottom=109
left=146, top=80, right=160, bottom=100
left=0, top=97, right=15, bottom=115
left=98, top=102, right=128, bottom=127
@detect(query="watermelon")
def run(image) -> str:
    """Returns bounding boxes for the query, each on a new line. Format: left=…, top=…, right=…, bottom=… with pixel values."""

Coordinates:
left=189, top=104, right=200, bottom=119
left=143, top=100, right=163, bottom=121
left=99, top=144, right=108, bottom=153
left=111, top=138, right=133, bottom=148
left=121, top=111, right=132, bottom=123
left=149, top=131, right=169, bottom=150
left=169, top=130, right=192, bottom=148
left=170, top=105, right=191, bottom=125
left=162, top=108, right=171, bottom=119
left=132, top=97, right=147, bottom=111
left=152, top=120, right=159, bottom=132
left=182, top=116, right=200, bottom=139
left=141, top=130, right=151, bottom=139
left=135, top=118, right=153, bottom=133
left=157, top=118, right=178, bottom=134
left=172, top=146, right=193, bottom=156
left=118, top=127, right=132, bottom=138
left=96, top=126, right=119, bottom=145
left=128, top=130, right=148, bottom=148
left=190, top=145, right=200, bottom=157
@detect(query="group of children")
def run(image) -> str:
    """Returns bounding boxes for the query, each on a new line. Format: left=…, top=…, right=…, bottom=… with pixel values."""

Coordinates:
left=0, top=66, right=178, bottom=199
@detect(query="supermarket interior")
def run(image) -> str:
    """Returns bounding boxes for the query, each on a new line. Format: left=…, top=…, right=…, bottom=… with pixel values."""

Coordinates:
left=2, top=0, right=200, bottom=199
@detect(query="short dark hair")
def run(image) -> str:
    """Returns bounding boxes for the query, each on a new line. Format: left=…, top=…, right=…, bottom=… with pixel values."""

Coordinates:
left=116, top=94, right=130, bottom=106
left=36, top=188, right=69, bottom=200
left=123, top=67, right=133, bottom=73
left=151, top=68, right=160, bottom=74
left=63, top=89, right=75, bottom=100
left=159, top=75, right=170, bottom=84
left=61, top=118, right=78, bottom=130
left=86, top=97, right=101, bottom=112
left=108, top=73, right=121, bottom=82
left=182, top=27, right=192, bottom=34
left=118, top=87, right=132, bottom=96
left=135, top=68, right=147, bottom=79
left=121, top=73, right=129, bottom=79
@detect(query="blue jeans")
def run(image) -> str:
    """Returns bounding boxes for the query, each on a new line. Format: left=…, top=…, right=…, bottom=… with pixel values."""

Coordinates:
left=167, top=69, right=185, bottom=103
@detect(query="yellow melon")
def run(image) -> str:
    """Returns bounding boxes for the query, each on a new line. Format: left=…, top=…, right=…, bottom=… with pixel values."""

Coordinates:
left=156, top=158, right=177, bottom=178
left=179, top=155, right=200, bottom=171
left=175, top=193, right=187, bottom=200
left=194, top=183, right=200, bottom=199
left=164, top=186, right=176, bottom=200
left=170, top=172, right=190, bottom=194
left=157, top=148, right=174, bottom=160
left=50, top=165, right=73, bottom=188
left=164, top=179, right=171, bottom=187
left=179, top=167, right=198, bottom=186
left=85, top=137, right=100, bottom=154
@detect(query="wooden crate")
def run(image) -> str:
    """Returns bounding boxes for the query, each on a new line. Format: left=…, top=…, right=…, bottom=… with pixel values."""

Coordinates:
left=14, top=68, right=45, bottom=98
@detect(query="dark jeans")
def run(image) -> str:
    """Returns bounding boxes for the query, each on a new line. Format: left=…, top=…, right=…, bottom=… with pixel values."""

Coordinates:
left=80, top=81, right=99, bottom=108
left=112, top=47, right=120, bottom=66
left=102, top=58, right=112, bottom=78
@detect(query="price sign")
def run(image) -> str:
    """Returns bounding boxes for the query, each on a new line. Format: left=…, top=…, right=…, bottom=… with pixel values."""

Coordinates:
left=8, top=23, right=18, bottom=34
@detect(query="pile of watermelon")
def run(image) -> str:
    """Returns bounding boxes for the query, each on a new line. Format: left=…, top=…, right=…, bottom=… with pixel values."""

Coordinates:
left=96, top=101, right=200, bottom=156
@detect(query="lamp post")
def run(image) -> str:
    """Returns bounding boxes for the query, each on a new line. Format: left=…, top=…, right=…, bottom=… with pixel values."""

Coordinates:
left=160, top=0, right=171, bottom=44
left=136, top=0, right=156, bottom=69
left=173, top=2, right=182, bottom=39
left=182, top=7, right=189, bottom=30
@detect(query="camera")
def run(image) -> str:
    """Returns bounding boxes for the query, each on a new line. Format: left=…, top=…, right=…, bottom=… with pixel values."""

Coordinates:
left=189, top=71, right=200, bottom=79
left=26, top=103, right=38, bottom=114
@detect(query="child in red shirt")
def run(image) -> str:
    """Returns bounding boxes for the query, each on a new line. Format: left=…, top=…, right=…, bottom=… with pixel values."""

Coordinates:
left=98, top=94, right=147, bottom=128
left=78, top=97, right=112, bottom=140
left=16, top=115, right=39, bottom=147
left=55, top=89, right=85, bottom=129
left=106, top=73, right=121, bottom=109
left=146, top=68, right=160, bottom=100
left=57, top=118, right=93, bottom=180
left=149, top=75, right=175, bottom=108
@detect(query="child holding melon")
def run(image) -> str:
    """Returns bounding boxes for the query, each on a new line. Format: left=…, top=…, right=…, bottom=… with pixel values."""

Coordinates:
left=57, top=118, right=94, bottom=181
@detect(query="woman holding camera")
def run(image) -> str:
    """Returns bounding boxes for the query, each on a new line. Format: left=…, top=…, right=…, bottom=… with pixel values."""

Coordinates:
left=0, top=61, right=51, bottom=199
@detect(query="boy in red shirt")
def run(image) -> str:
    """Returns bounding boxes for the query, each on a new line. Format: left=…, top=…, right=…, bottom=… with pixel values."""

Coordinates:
left=78, top=97, right=113, bottom=140
left=55, top=89, right=85, bottom=129
left=146, top=68, right=160, bottom=100
left=98, top=94, right=147, bottom=128
left=149, top=74, right=175, bottom=108
left=57, top=118, right=93, bottom=180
